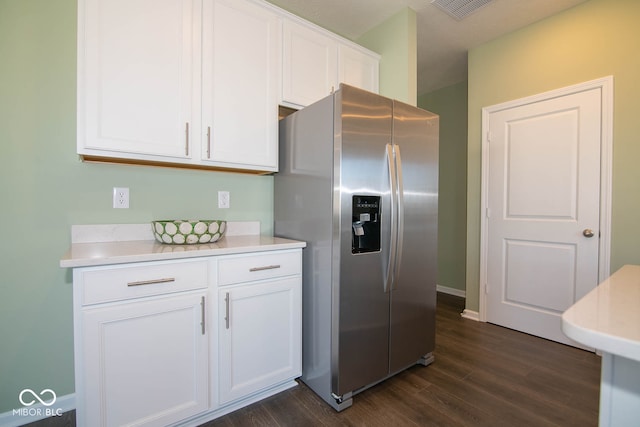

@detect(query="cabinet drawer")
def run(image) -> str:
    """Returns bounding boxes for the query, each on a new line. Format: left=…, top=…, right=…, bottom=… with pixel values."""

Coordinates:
left=79, top=260, right=209, bottom=305
left=217, top=250, right=301, bottom=286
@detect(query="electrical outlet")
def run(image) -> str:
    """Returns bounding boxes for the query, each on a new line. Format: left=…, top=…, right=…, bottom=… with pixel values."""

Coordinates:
left=218, top=191, right=230, bottom=209
left=113, top=187, right=130, bottom=209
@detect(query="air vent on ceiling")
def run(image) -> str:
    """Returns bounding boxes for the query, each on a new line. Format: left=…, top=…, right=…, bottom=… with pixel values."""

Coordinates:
left=431, top=0, right=494, bottom=20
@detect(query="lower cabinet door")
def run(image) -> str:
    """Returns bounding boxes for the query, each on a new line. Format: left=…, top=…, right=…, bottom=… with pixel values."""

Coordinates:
left=218, top=277, right=302, bottom=404
left=81, top=292, right=209, bottom=427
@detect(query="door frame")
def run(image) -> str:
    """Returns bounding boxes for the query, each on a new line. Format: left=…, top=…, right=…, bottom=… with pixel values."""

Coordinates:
left=479, top=76, right=614, bottom=322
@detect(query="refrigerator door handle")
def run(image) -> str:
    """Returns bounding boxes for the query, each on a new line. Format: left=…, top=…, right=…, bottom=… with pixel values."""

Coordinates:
left=393, top=144, right=404, bottom=289
left=385, top=144, right=398, bottom=293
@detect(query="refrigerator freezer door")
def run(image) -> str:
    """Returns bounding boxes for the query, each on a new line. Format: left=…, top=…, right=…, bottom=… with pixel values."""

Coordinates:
left=388, top=100, right=439, bottom=373
left=334, top=85, right=393, bottom=395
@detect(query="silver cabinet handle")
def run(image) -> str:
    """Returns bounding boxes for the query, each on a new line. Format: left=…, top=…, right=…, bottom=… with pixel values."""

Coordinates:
left=224, top=292, right=230, bottom=329
left=185, top=122, right=190, bottom=156
left=207, top=126, right=211, bottom=159
left=127, top=277, right=175, bottom=287
left=249, top=264, right=281, bottom=272
left=200, top=296, right=206, bottom=335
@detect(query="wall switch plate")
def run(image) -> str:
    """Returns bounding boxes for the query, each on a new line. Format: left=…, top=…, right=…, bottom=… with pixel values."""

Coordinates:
left=113, top=187, right=130, bottom=209
left=218, top=191, right=230, bottom=209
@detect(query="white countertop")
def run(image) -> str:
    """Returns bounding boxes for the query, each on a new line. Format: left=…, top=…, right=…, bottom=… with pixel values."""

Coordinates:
left=60, top=223, right=306, bottom=268
left=562, top=265, right=640, bottom=362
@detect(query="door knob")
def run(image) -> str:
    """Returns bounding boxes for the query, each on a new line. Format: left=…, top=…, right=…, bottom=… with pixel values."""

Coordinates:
left=583, top=229, right=595, bottom=238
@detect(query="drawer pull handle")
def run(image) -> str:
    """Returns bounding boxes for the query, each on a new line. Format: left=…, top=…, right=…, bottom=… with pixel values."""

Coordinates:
left=127, top=278, right=176, bottom=287
left=201, top=296, right=206, bottom=335
left=225, top=292, right=230, bottom=329
left=185, top=122, right=190, bottom=156
left=249, top=264, right=281, bottom=272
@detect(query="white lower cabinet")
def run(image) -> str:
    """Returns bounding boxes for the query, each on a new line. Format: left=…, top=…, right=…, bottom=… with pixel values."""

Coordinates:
left=72, top=249, right=302, bottom=426
left=81, top=292, right=209, bottom=426
left=216, top=249, right=302, bottom=405
left=218, top=277, right=302, bottom=404
left=73, top=259, right=210, bottom=427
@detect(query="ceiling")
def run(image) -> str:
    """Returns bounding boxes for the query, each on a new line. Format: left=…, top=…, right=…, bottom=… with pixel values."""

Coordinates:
left=266, top=0, right=589, bottom=95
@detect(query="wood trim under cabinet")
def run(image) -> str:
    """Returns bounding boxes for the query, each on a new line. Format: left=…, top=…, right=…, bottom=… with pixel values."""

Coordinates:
left=80, top=155, right=275, bottom=175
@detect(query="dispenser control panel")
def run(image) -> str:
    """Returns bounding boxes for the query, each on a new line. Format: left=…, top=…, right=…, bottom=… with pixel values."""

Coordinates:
left=352, top=195, right=381, bottom=254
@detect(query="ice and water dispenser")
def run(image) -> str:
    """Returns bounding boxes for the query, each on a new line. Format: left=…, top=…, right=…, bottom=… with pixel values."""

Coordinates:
left=352, top=195, right=381, bottom=254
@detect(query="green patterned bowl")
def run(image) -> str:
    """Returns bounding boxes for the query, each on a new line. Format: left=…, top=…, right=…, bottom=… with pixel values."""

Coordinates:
left=152, top=220, right=226, bottom=245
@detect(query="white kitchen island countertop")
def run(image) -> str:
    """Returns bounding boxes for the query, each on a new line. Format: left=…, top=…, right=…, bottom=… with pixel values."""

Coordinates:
left=562, top=264, right=640, bottom=427
left=562, top=264, right=640, bottom=362
left=60, top=223, right=306, bottom=268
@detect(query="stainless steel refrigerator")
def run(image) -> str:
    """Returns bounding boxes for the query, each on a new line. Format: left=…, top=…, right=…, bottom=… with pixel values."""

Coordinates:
left=274, top=84, right=438, bottom=411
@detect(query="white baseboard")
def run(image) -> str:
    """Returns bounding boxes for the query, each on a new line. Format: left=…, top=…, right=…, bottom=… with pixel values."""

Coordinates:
left=0, top=393, right=75, bottom=427
left=461, top=309, right=480, bottom=321
left=436, top=284, right=466, bottom=298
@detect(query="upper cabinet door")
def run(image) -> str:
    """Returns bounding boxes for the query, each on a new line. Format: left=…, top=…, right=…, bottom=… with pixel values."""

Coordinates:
left=338, top=44, right=380, bottom=95
left=281, top=20, right=338, bottom=108
left=201, top=0, right=280, bottom=171
left=78, top=0, right=200, bottom=159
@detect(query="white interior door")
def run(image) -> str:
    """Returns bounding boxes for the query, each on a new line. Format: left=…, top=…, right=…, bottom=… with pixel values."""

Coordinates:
left=483, top=85, right=607, bottom=346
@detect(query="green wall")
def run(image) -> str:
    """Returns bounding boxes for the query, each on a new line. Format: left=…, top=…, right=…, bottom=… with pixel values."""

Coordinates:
left=0, top=0, right=273, bottom=413
left=466, top=0, right=640, bottom=311
left=418, top=81, right=468, bottom=293
left=358, top=8, right=417, bottom=106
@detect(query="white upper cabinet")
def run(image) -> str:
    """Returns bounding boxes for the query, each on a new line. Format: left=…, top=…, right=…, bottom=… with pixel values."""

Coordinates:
left=281, top=20, right=338, bottom=108
left=280, top=18, right=380, bottom=108
left=202, top=0, right=279, bottom=171
left=77, top=0, right=378, bottom=171
left=338, top=43, right=380, bottom=95
left=78, top=0, right=200, bottom=160
left=77, top=0, right=278, bottom=172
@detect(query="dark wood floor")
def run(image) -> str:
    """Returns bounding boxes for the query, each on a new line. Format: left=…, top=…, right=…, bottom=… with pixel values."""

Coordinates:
left=29, top=293, right=601, bottom=427
left=202, top=293, right=601, bottom=427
